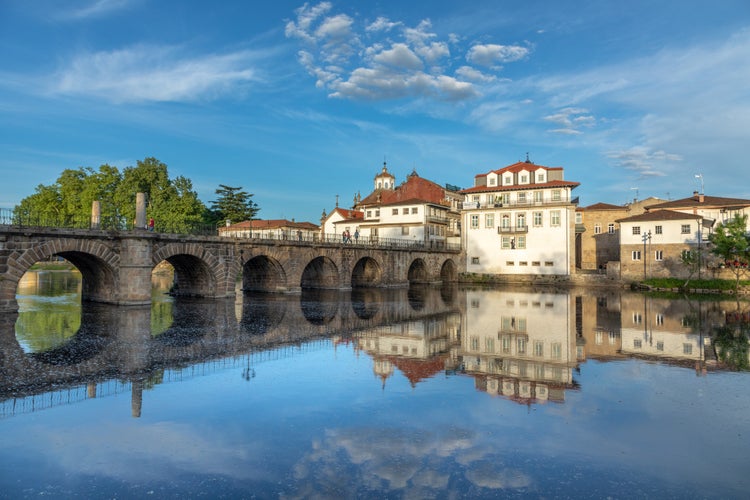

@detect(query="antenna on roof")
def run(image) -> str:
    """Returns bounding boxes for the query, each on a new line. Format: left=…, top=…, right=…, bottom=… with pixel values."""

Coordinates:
left=694, top=173, right=704, bottom=195
left=335, top=194, right=339, bottom=208
left=525, top=152, right=531, bottom=163
left=630, top=187, right=639, bottom=202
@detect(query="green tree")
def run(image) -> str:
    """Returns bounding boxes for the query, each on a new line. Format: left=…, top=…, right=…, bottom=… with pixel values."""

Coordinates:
left=709, top=214, right=750, bottom=291
left=15, top=157, right=207, bottom=232
left=208, top=184, right=259, bottom=226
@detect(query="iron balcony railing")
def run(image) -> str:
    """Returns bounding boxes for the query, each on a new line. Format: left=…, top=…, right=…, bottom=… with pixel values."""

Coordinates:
left=497, top=225, right=529, bottom=234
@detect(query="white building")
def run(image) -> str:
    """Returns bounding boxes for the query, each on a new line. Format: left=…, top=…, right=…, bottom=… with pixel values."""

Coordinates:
left=353, top=163, right=462, bottom=248
left=460, top=160, right=580, bottom=275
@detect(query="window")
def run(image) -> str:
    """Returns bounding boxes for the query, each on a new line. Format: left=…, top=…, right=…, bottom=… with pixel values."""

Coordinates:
left=489, top=177, right=496, bottom=185
left=551, top=210, right=561, bottom=227
left=552, top=342, right=562, bottom=359
left=471, top=337, right=479, bottom=350
left=470, top=214, right=479, bottom=229
left=655, top=225, right=663, bottom=235
left=392, top=208, right=398, bottom=215
left=375, top=209, right=380, bottom=217
left=633, top=226, right=641, bottom=235
left=366, top=210, right=372, bottom=218
left=501, top=236, right=511, bottom=249
left=501, top=193, right=510, bottom=204
left=683, top=343, right=693, bottom=355
left=575, top=212, right=583, bottom=224
left=534, top=341, right=544, bottom=357
left=551, top=190, right=561, bottom=201
left=657, top=341, right=664, bottom=351
left=532, top=261, right=540, bottom=266
left=411, top=207, right=418, bottom=214
left=534, top=191, right=543, bottom=203
left=516, top=236, right=526, bottom=249
left=485, top=338, right=495, bottom=353
left=501, top=335, right=511, bottom=353
left=402, top=226, right=409, bottom=235
left=485, top=213, right=494, bottom=228
left=634, top=339, right=642, bottom=349
left=608, top=223, right=615, bottom=234
left=537, top=173, right=545, bottom=182
left=594, top=223, right=602, bottom=234
left=681, top=249, right=692, bottom=260
left=402, top=208, right=409, bottom=215
left=504, top=176, right=512, bottom=185
left=520, top=174, right=528, bottom=183
left=656, top=314, right=664, bottom=325
left=544, top=261, right=554, bottom=266
left=655, top=250, right=663, bottom=261
left=632, top=250, right=641, bottom=261
left=517, top=338, right=527, bottom=354
left=471, top=257, right=480, bottom=264
left=506, top=261, right=515, bottom=266
left=501, top=214, right=511, bottom=228
left=518, top=192, right=527, bottom=204
left=633, top=312, right=642, bottom=324
left=517, top=213, right=526, bottom=228
left=533, top=211, right=543, bottom=227
left=681, top=224, right=691, bottom=234
left=519, top=261, right=528, bottom=266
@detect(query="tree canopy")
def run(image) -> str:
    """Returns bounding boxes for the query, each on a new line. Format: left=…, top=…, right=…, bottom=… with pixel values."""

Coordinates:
left=709, top=214, right=750, bottom=291
left=15, top=157, right=207, bottom=233
left=208, top=184, right=259, bottom=226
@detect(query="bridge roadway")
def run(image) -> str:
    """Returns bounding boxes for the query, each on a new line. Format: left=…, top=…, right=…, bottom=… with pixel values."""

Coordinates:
left=0, top=286, right=462, bottom=416
left=0, top=226, right=463, bottom=312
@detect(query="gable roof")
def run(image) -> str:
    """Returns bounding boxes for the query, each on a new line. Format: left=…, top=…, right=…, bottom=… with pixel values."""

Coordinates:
left=460, top=179, right=580, bottom=194
left=219, top=219, right=319, bottom=232
left=616, top=209, right=701, bottom=223
left=357, top=172, right=449, bottom=207
left=646, top=194, right=750, bottom=211
left=583, top=202, right=626, bottom=211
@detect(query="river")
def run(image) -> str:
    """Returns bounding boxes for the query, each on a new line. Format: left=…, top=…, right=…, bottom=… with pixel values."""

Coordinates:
left=1, top=270, right=749, bottom=498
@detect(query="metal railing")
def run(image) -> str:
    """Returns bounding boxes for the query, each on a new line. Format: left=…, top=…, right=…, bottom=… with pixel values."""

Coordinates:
left=225, top=231, right=461, bottom=251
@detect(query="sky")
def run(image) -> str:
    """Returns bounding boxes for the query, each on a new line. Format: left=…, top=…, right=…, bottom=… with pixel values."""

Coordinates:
left=1, top=0, right=749, bottom=223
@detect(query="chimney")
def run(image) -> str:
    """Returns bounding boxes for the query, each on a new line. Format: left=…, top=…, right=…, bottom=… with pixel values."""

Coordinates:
left=693, top=191, right=704, bottom=203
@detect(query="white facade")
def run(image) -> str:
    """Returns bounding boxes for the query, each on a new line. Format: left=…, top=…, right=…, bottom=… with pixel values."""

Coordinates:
left=461, top=162, right=579, bottom=275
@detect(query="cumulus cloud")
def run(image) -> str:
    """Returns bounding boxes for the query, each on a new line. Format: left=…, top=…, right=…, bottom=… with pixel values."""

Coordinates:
left=544, top=107, right=596, bottom=135
left=285, top=2, right=527, bottom=102
left=50, top=44, right=260, bottom=103
left=467, top=43, right=530, bottom=67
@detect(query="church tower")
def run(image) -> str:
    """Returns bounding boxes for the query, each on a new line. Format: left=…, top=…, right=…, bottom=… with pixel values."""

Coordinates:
left=374, top=161, right=396, bottom=191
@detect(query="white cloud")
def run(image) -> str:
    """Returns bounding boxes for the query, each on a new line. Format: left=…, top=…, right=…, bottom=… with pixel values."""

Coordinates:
left=373, top=43, right=423, bottom=71
left=455, top=66, right=496, bottom=83
left=51, top=45, right=260, bottom=103
left=544, top=107, right=595, bottom=134
left=467, top=43, right=530, bottom=67
left=366, top=16, right=401, bottom=33
left=606, top=147, right=679, bottom=178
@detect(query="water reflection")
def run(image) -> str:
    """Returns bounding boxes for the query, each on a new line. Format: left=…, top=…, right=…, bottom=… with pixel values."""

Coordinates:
left=3, top=273, right=750, bottom=498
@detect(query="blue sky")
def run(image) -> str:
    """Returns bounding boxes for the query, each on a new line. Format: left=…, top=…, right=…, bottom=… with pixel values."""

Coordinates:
left=1, top=0, right=749, bottom=222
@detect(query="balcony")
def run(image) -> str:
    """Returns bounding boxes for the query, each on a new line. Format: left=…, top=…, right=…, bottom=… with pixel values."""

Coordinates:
left=498, top=225, right=529, bottom=234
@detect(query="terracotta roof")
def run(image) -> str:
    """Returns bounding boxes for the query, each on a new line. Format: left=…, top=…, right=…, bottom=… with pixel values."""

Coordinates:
left=646, top=194, right=750, bottom=211
left=477, top=161, right=564, bottom=177
left=583, top=202, right=626, bottom=211
left=460, top=179, right=580, bottom=194
left=388, top=356, right=445, bottom=387
left=219, top=219, right=319, bottom=231
left=357, top=173, right=449, bottom=207
left=616, top=209, right=701, bottom=223
left=333, top=207, right=363, bottom=219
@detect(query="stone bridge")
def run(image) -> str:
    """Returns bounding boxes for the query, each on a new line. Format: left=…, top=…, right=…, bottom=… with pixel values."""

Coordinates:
left=0, top=226, right=463, bottom=311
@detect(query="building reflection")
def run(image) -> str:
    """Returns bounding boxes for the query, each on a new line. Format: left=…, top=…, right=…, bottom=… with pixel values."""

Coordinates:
left=3, top=281, right=749, bottom=419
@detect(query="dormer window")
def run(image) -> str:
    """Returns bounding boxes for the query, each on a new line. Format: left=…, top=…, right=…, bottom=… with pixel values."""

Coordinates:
left=504, top=176, right=512, bottom=185
left=489, top=178, right=496, bottom=186
left=520, top=174, right=528, bottom=183
left=536, top=173, right=545, bottom=182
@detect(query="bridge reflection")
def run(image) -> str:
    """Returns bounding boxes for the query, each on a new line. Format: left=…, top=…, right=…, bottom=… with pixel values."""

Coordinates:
left=2, top=286, right=748, bottom=419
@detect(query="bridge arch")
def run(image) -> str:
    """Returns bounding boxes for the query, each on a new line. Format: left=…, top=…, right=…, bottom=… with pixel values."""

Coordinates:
left=407, top=258, right=429, bottom=284
left=301, top=256, right=340, bottom=289
left=5, top=238, right=119, bottom=304
left=153, top=243, right=223, bottom=297
left=440, top=259, right=458, bottom=283
left=243, top=255, right=287, bottom=292
left=351, top=257, right=382, bottom=287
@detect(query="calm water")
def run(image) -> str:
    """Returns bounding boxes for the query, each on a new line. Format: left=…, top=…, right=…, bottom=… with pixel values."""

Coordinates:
left=2, top=271, right=750, bottom=499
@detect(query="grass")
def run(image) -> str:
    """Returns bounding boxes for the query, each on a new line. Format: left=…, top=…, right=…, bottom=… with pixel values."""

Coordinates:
left=644, top=277, right=750, bottom=290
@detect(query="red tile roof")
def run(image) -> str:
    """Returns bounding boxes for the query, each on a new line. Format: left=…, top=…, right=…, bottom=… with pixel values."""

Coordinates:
left=460, top=179, right=580, bottom=194
left=219, top=219, right=319, bottom=232
left=357, top=172, right=449, bottom=207
left=331, top=207, right=364, bottom=220
left=583, top=202, right=626, bottom=211
left=646, top=194, right=750, bottom=211
left=616, top=209, right=701, bottom=223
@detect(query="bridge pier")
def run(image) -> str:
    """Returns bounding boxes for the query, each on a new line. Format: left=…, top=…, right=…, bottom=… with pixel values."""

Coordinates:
left=117, top=238, right=154, bottom=306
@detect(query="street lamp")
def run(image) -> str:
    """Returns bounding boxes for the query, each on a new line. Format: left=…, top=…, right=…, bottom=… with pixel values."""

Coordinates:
left=642, top=230, right=651, bottom=280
